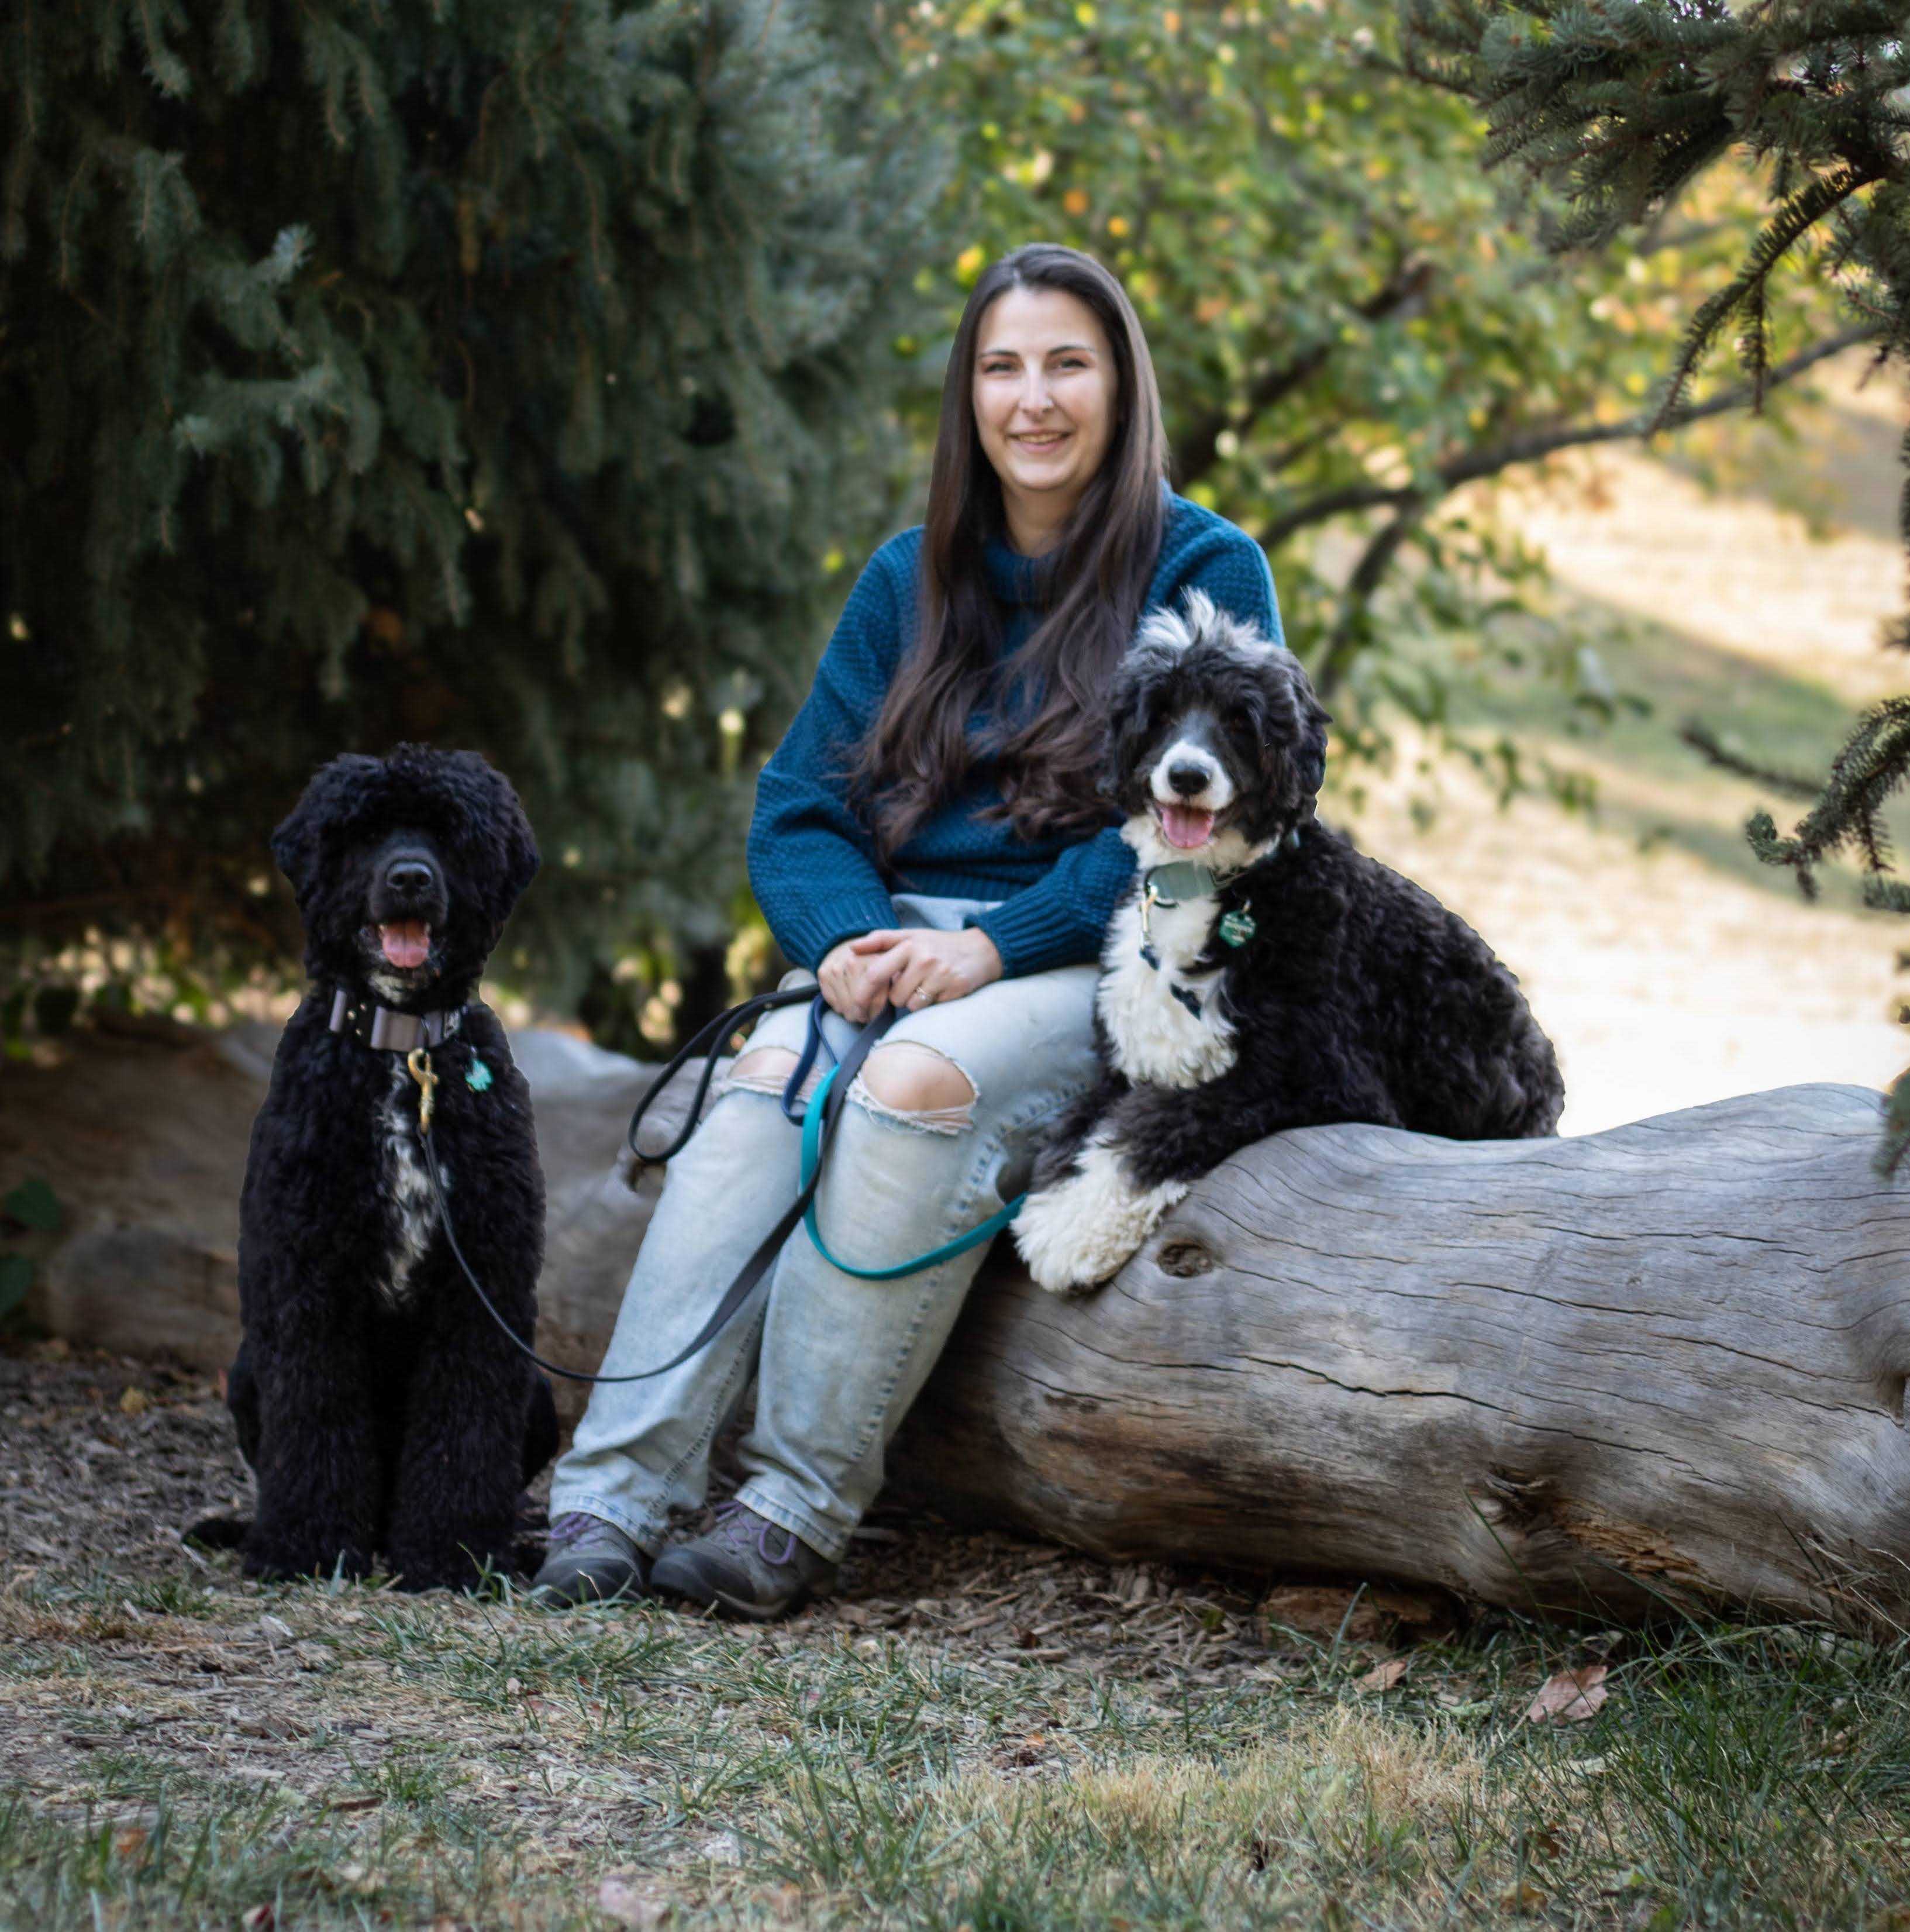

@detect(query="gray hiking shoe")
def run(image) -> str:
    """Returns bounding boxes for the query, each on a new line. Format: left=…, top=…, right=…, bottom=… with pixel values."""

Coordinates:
left=528, top=1512, right=650, bottom=1605
left=650, top=1501, right=837, bottom=1621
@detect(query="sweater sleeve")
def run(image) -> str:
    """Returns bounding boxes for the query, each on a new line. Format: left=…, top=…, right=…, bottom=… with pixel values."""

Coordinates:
left=1176, top=516, right=1285, bottom=646
left=747, top=547, right=909, bottom=970
left=966, top=824, right=1136, bottom=978
left=965, top=520, right=1285, bottom=978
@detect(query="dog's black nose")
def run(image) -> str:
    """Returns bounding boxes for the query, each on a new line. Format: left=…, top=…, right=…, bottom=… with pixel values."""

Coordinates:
left=1166, top=761, right=1211, bottom=798
left=385, top=860, right=435, bottom=898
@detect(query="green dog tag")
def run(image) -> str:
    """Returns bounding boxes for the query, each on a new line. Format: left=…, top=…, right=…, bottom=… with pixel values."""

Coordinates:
left=466, top=1055, right=494, bottom=1093
left=1219, top=907, right=1257, bottom=948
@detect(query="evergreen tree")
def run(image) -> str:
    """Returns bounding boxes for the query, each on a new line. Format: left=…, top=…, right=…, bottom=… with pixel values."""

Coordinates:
left=1398, top=0, right=1910, bottom=1158
left=0, top=0, right=936, bottom=1029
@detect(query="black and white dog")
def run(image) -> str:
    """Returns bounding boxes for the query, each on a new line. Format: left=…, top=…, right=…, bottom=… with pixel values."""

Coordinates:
left=225, top=745, right=556, bottom=1589
left=1013, top=591, right=1564, bottom=1294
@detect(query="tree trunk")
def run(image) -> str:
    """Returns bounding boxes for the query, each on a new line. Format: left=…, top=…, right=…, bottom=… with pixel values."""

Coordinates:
left=6, top=1027, right=1905, bottom=1626
left=897, top=1082, right=1910, bottom=1630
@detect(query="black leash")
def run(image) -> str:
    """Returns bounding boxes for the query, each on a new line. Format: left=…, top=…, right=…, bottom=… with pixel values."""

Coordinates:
left=416, top=988, right=895, bottom=1385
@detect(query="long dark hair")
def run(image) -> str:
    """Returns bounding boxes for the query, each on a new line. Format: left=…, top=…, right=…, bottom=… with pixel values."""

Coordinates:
left=851, top=243, right=1168, bottom=857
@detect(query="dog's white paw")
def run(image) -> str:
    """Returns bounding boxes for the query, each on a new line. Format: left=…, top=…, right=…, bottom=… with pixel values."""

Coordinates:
left=1013, top=1141, right=1187, bottom=1295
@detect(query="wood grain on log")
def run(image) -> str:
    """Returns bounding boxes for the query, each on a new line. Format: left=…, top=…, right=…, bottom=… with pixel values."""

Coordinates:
left=899, top=1082, right=1910, bottom=1629
left=6, top=1027, right=1904, bottom=1626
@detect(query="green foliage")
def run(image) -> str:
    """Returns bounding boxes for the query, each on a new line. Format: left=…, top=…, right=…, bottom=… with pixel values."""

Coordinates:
left=0, top=1176, right=62, bottom=1321
left=0, top=0, right=937, bottom=1007
left=900, top=0, right=1830, bottom=747
left=1399, top=0, right=1909, bottom=542
left=1398, top=0, right=1910, bottom=1127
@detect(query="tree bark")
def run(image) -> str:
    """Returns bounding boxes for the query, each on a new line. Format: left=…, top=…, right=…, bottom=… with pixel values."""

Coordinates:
left=898, top=1082, right=1910, bottom=1631
left=6, top=1030, right=1905, bottom=1627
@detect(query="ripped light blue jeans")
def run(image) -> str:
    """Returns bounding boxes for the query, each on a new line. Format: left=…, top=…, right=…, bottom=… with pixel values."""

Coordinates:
left=547, top=894, right=1102, bottom=1562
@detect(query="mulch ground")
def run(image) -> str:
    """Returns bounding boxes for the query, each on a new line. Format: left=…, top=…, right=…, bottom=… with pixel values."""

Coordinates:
left=2, top=1340, right=1444, bottom=1883
left=1, top=1339, right=1431, bottom=1669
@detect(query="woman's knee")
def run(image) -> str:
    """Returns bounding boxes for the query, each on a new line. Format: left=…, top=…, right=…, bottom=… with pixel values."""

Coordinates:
left=850, top=1042, right=977, bottom=1132
left=724, top=1046, right=827, bottom=1107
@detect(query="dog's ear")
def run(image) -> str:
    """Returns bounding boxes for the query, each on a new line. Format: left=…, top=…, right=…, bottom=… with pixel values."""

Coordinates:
left=1102, top=623, right=1185, bottom=798
left=1278, top=659, right=1333, bottom=811
left=497, top=788, right=540, bottom=912
left=439, top=752, right=539, bottom=925
left=270, top=756, right=381, bottom=907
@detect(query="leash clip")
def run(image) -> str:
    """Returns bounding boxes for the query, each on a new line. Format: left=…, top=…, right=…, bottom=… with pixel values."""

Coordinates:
left=407, top=1046, right=439, bottom=1136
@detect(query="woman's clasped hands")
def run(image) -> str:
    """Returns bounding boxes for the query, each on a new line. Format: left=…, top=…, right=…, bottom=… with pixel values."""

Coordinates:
left=816, top=927, right=1003, bottom=1023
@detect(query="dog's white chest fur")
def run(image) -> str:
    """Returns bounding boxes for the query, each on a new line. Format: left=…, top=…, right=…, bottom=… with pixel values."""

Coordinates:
left=377, top=1059, right=445, bottom=1309
left=1098, top=889, right=1237, bottom=1089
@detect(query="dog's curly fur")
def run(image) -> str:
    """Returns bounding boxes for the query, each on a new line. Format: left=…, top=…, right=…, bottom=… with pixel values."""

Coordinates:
left=1015, top=593, right=1564, bottom=1294
left=227, top=745, right=556, bottom=1590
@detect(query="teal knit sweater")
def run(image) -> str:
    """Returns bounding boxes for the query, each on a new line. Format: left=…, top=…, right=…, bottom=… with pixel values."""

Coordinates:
left=747, top=490, right=1284, bottom=979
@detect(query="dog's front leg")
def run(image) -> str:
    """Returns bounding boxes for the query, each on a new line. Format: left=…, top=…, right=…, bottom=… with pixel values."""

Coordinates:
left=1017, top=1074, right=1309, bottom=1294
left=384, top=1272, right=535, bottom=1593
left=1026, top=1072, right=1125, bottom=1194
left=243, top=1311, right=381, bottom=1583
left=1015, top=1071, right=1187, bottom=1296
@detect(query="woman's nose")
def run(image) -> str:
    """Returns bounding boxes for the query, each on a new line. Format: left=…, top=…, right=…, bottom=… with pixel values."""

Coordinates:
left=1017, top=370, right=1053, bottom=415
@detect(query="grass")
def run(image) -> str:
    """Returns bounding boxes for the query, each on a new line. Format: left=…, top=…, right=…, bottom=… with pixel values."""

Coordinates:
left=6, top=1554, right=1910, bottom=1931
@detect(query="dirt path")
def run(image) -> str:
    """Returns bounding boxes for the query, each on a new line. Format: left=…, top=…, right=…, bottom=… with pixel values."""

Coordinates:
left=1340, top=352, right=1910, bottom=1135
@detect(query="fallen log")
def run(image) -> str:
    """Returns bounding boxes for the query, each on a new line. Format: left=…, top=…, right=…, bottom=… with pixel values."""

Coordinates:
left=897, top=1081, right=1910, bottom=1630
left=6, top=1027, right=1905, bottom=1626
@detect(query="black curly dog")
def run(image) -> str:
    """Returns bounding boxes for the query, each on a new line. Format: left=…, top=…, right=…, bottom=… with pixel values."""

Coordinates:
left=222, top=745, right=556, bottom=1590
left=1013, top=590, right=1564, bottom=1294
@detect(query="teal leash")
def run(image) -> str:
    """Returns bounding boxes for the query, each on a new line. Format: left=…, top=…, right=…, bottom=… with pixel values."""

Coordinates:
left=797, top=1059, right=1025, bottom=1280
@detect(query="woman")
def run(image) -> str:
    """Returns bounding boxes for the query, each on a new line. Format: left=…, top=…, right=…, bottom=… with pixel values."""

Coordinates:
left=533, top=243, right=1284, bottom=1618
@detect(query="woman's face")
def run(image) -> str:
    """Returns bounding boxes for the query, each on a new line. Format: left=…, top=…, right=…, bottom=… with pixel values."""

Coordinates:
left=971, top=285, right=1118, bottom=534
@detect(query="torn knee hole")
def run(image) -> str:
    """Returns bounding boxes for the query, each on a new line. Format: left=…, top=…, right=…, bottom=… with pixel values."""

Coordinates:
left=850, top=1042, right=978, bottom=1131
left=725, top=1047, right=809, bottom=1100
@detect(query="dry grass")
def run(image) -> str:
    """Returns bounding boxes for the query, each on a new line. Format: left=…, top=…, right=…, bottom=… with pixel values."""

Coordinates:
left=7, top=1349, right=1910, bottom=1930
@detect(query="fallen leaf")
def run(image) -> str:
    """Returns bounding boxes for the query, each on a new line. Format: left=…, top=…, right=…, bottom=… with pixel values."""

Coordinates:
left=598, top=1873, right=672, bottom=1927
left=1366, top=1586, right=1447, bottom=1628
left=257, top=1614, right=294, bottom=1644
left=240, top=1907, right=275, bottom=1932
left=1524, top=1662, right=1609, bottom=1725
left=326, top=1794, right=379, bottom=1814
left=1357, top=1657, right=1409, bottom=1693
left=1500, top=1879, right=1548, bottom=1911
left=111, top=1824, right=148, bottom=1859
left=118, top=1387, right=149, bottom=1416
left=1261, top=1586, right=1384, bottom=1642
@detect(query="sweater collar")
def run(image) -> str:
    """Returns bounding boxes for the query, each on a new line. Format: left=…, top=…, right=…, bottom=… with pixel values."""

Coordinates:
left=984, top=480, right=1175, bottom=606
left=983, top=531, right=1054, bottom=607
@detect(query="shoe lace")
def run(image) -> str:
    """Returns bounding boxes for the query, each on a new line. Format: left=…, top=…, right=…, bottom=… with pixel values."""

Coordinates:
left=546, top=1511, right=608, bottom=1554
left=711, top=1499, right=798, bottom=1568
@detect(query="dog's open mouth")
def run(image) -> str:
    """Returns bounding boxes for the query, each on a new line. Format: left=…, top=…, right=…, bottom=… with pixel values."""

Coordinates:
left=1154, top=803, right=1218, bottom=851
left=375, top=920, right=432, bottom=970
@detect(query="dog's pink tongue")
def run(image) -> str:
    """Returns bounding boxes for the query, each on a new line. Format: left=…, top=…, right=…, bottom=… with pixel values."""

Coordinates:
left=1161, top=804, right=1215, bottom=850
left=379, top=921, right=430, bottom=969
